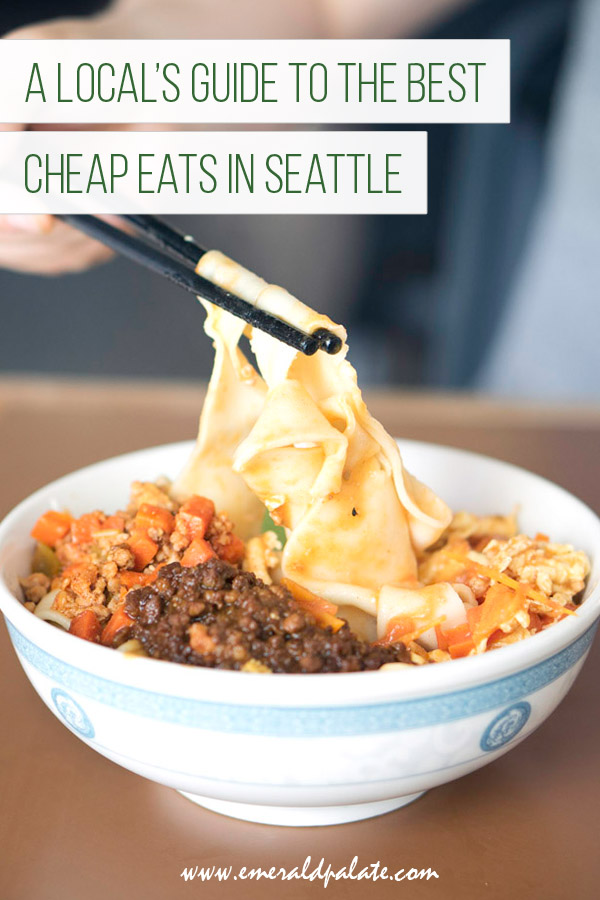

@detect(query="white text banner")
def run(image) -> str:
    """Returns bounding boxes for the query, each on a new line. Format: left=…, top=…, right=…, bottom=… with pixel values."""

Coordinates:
left=0, top=130, right=428, bottom=215
left=0, top=39, right=509, bottom=124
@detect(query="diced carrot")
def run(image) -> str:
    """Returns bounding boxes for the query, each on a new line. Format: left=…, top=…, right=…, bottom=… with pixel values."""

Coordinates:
left=69, top=609, right=102, bottom=643
left=177, top=495, right=215, bottom=540
left=101, top=606, right=135, bottom=646
left=135, top=503, right=175, bottom=535
left=31, top=510, right=72, bottom=548
left=127, top=530, right=158, bottom=570
left=217, top=534, right=245, bottom=564
left=71, top=512, right=104, bottom=544
left=73, top=513, right=125, bottom=540
left=181, top=538, right=216, bottom=567
left=119, top=570, right=159, bottom=590
left=280, top=577, right=345, bottom=632
left=448, top=638, right=475, bottom=659
left=103, top=515, right=125, bottom=533
left=535, top=533, right=550, bottom=542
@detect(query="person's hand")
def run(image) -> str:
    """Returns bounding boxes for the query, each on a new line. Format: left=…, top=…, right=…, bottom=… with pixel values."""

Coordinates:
left=0, top=0, right=323, bottom=275
left=0, top=15, right=122, bottom=275
left=0, top=210, right=113, bottom=276
left=0, top=116, right=113, bottom=275
left=0, top=0, right=466, bottom=275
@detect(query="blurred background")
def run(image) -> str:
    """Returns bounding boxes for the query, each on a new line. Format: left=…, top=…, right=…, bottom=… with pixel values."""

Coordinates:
left=1, top=0, right=598, bottom=400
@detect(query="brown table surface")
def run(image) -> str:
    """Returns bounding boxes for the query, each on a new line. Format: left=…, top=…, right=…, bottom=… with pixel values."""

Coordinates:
left=1, top=377, right=599, bottom=900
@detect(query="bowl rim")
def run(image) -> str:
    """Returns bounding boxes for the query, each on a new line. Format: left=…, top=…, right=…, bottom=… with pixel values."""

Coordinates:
left=1, top=438, right=599, bottom=705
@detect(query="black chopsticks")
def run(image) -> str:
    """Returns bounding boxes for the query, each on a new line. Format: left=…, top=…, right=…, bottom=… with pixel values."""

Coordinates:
left=58, top=214, right=342, bottom=357
left=123, top=215, right=205, bottom=266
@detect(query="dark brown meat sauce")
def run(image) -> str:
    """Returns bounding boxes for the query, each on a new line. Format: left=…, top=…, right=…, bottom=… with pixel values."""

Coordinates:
left=123, top=559, right=410, bottom=673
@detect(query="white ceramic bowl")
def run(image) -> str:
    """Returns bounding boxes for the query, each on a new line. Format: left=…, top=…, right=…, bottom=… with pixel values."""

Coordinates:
left=1, top=441, right=599, bottom=827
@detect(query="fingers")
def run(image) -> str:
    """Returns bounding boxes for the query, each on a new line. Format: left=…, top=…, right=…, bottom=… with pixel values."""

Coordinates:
left=0, top=18, right=126, bottom=274
left=1, top=15, right=164, bottom=275
left=0, top=218, right=113, bottom=275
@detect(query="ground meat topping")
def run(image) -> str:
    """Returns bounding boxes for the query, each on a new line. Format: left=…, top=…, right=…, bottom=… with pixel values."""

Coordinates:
left=124, top=559, right=411, bottom=673
left=19, top=572, right=50, bottom=604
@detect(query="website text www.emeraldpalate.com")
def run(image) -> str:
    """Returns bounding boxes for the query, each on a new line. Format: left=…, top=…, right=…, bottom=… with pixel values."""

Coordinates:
left=180, top=856, right=439, bottom=888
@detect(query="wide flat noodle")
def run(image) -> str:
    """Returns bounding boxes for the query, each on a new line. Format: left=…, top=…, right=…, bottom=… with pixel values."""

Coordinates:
left=171, top=260, right=268, bottom=540
left=377, top=583, right=467, bottom=649
left=177, top=250, right=453, bottom=623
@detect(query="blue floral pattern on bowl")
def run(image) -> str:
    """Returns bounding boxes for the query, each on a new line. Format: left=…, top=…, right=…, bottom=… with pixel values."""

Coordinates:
left=480, top=701, right=531, bottom=751
left=51, top=687, right=95, bottom=739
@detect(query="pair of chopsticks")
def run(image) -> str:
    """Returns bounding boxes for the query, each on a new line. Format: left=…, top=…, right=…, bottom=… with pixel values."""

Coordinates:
left=58, top=214, right=342, bottom=357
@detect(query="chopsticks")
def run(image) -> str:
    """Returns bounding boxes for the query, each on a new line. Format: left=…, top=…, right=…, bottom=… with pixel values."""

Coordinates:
left=123, top=214, right=204, bottom=266
left=58, top=214, right=342, bottom=357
